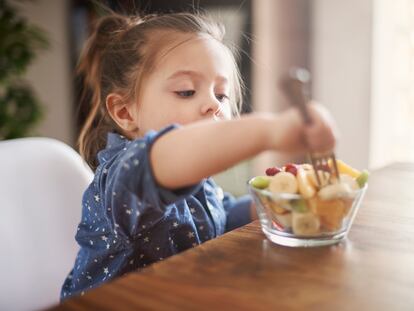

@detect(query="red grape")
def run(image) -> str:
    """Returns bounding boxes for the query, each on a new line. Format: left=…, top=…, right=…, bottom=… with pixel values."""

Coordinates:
left=265, top=167, right=281, bottom=176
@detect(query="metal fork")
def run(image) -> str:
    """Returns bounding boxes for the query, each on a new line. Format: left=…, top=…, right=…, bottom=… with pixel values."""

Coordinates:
left=280, top=67, right=340, bottom=188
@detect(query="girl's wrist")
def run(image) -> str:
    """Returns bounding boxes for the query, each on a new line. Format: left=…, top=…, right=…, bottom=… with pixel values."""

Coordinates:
left=249, top=112, right=280, bottom=150
left=254, top=109, right=303, bottom=151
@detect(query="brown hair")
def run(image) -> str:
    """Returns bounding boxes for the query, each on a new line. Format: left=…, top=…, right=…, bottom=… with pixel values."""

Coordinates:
left=77, top=12, right=244, bottom=171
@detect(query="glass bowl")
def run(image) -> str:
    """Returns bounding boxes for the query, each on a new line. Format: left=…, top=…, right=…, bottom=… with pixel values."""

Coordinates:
left=248, top=179, right=368, bottom=247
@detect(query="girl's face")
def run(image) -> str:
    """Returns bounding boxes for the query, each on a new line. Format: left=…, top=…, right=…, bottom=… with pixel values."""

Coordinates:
left=131, top=34, right=234, bottom=137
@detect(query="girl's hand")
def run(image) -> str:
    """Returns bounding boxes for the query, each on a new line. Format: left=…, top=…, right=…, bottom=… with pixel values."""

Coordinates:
left=304, top=103, right=338, bottom=153
left=268, top=102, right=338, bottom=154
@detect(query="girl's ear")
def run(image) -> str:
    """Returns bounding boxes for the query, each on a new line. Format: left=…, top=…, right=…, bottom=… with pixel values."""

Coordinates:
left=106, top=93, right=138, bottom=133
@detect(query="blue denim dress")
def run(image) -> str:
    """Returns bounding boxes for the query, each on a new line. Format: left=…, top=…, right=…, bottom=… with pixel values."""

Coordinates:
left=61, top=124, right=252, bottom=299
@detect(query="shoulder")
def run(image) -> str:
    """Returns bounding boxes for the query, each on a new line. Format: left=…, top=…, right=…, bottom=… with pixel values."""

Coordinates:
left=96, top=124, right=181, bottom=171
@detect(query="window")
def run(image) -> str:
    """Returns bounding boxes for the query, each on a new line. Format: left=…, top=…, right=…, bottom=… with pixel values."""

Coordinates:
left=370, top=0, right=414, bottom=168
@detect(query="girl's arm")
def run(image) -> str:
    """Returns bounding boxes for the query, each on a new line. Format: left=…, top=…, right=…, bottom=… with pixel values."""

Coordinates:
left=150, top=111, right=299, bottom=189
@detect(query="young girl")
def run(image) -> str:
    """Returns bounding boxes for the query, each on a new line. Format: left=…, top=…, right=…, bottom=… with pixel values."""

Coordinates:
left=61, top=12, right=336, bottom=299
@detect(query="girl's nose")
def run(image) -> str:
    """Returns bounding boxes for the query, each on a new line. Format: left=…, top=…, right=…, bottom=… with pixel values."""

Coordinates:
left=200, top=96, right=221, bottom=116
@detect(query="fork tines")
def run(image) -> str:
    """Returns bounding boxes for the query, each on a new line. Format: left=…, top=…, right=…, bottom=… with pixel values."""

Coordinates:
left=309, top=152, right=340, bottom=188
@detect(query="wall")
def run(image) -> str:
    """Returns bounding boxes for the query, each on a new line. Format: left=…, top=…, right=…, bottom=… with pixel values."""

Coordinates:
left=251, top=0, right=310, bottom=175
left=370, top=0, right=414, bottom=168
left=14, top=0, right=74, bottom=146
left=311, top=0, right=373, bottom=169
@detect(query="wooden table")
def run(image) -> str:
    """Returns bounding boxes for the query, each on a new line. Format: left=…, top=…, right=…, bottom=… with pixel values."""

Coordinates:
left=50, top=163, right=414, bottom=311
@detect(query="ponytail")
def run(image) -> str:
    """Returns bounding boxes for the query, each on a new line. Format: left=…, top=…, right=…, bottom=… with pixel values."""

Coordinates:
left=77, top=14, right=132, bottom=170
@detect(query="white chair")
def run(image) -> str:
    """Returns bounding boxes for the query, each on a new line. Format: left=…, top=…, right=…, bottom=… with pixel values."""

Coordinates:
left=0, top=137, right=93, bottom=311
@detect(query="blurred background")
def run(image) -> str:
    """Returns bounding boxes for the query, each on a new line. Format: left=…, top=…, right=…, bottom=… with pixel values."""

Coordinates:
left=2, top=0, right=414, bottom=196
left=2, top=1, right=414, bottom=310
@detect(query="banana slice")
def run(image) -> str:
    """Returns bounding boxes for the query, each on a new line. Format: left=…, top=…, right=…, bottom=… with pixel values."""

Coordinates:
left=318, top=182, right=352, bottom=200
left=307, top=169, right=331, bottom=188
left=297, top=167, right=316, bottom=198
left=339, top=174, right=359, bottom=190
left=268, top=172, right=298, bottom=194
left=292, top=212, right=320, bottom=235
left=301, top=163, right=313, bottom=171
left=275, top=212, right=292, bottom=229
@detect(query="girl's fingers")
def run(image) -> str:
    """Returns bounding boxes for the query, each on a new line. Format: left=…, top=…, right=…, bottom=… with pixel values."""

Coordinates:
left=304, top=104, right=337, bottom=153
left=308, top=103, right=340, bottom=138
left=305, top=124, right=335, bottom=153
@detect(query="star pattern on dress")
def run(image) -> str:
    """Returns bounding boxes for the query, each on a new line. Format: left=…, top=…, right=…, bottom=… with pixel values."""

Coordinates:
left=215, top=186, right=224, bottom=201
left=63, top=131, right=244, bottom=300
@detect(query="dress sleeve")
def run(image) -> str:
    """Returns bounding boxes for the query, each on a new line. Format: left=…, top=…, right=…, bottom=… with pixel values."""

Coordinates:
left=103, top=124, right=203, bottom=239
left=222, top=192, right=253, bottom=232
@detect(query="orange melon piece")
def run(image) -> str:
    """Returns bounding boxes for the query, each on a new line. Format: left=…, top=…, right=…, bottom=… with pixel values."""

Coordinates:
left=308, top=197, right=347, bottom=231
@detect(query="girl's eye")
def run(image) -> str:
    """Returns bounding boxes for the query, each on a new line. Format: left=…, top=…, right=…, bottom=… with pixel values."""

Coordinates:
left=175, top=90, right=195, bottom=97
left=215, top=94, right=229, bottom=102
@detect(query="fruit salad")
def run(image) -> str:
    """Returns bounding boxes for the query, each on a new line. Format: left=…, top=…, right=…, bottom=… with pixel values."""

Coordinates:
left=249, top=160, right=369, bottom=236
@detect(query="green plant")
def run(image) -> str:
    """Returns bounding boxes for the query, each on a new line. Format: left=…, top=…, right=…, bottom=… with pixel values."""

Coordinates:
left=0, top=0, right=48, bottom=139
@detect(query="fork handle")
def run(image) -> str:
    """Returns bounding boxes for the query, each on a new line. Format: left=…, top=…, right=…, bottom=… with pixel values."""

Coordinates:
left=281, top=68, right=312, bottom=125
